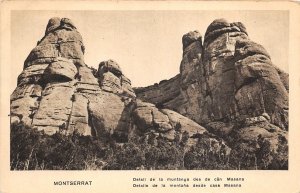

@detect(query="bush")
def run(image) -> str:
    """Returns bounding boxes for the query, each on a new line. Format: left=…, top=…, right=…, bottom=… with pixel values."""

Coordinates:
left=184, top=135, right=231, bottom=170
left=10, top=122, right=288, bottom=170
left=10, top=122, right=110, bottom=170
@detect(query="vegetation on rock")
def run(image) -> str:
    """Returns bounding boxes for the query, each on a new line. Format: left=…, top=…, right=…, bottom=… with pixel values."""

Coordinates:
left=11, top=122, right=287, bottom=170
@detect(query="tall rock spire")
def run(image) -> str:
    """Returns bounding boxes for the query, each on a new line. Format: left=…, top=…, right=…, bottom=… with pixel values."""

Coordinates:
left=135, top=18, right=288, bottom=154
left=11, top=17, right=136, bottom=137
left=24, top=17, right=85, bottom=70
left=135, top=18, right=288, bottom=131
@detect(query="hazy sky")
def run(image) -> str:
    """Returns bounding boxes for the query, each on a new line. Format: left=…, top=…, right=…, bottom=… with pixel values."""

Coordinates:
left=11, top=10, right=288, bottom=89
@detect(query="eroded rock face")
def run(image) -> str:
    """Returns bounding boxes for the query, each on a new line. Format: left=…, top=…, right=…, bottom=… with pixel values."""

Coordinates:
left=25, top=18, right=85, bottom=68
left=11, top=17, right=288, bottom=154
left=132, top=100, right=217, bottom=146
left=135, top=18, right=288, bottom=150
left=230, top=114, right=288, bottom=153
left=134, top=75, right=182, bottom=109
left=136, top=19, right=288, bottom=126
left=11, top=17, right=212, bottom=146
left=10, top=17, right=136, bottom=138
left=98, top=60, right=136, bottom=97
left=134, top=31, right=204, bottom=121
left=233, top=40, right=288, bottom=130
left=200, top=19, right=249, bottom=124
left=44, top=57, right=77, bottom=82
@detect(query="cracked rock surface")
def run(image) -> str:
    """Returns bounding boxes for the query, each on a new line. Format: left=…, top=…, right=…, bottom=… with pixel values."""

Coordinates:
left=135, top=18, right=288, bottom=151
left=11, top=17, right=220, bottom=145
left=11, top=18, right=288, bottom=152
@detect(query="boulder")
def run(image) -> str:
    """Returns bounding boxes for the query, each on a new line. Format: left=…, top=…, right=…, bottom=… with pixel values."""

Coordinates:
left=161, top=109, right=207, bottom=135
left=133, top=100, right=173, bottom=132
left=24, top=44, right=59, bottom=67
left=98, top=60, right=135, bottom=97
left=44, top=58, right=77, bottom=82
left=132, top=100, right=211, bottom=143
left=99, top=71, right=122, bottom=93
left=98, top=59, right=122, bottom=77
left=17, top=64, right=49, bottom=86
left=45, top=17, right=61, bottom=34
left=182, top=30, right=202, bottom=50
left=61, top=18, right=77, bottom=30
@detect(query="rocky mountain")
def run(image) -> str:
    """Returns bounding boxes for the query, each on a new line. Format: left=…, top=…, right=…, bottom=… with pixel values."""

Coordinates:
left=10, top=18, right=288, bottom=170
left=135, top=19, right=288, bottom=152
left=10, top=17, right=216, bottom=146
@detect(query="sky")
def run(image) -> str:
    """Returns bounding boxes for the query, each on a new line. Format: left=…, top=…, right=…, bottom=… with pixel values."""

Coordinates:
left=11, top=10, right=289, bottom=90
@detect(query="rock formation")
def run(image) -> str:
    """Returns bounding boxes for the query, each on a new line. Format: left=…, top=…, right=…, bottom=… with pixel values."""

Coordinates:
left=11, top=17, right=288, bottom=158
left=135, top=19, right=288, bottom=151
left=11, top=17, right=137, bottom=138
left=10, top=17, right=218, bottom=146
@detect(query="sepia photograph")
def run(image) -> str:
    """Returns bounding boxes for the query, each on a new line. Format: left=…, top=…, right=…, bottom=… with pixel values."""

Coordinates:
left=9, top=10, right=289, bottom=170
left=1, top=1, right=300, bottom=193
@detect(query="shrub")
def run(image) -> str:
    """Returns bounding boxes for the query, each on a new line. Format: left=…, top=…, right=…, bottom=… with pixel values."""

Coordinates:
left=10, top=122, right=288, bottom=170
